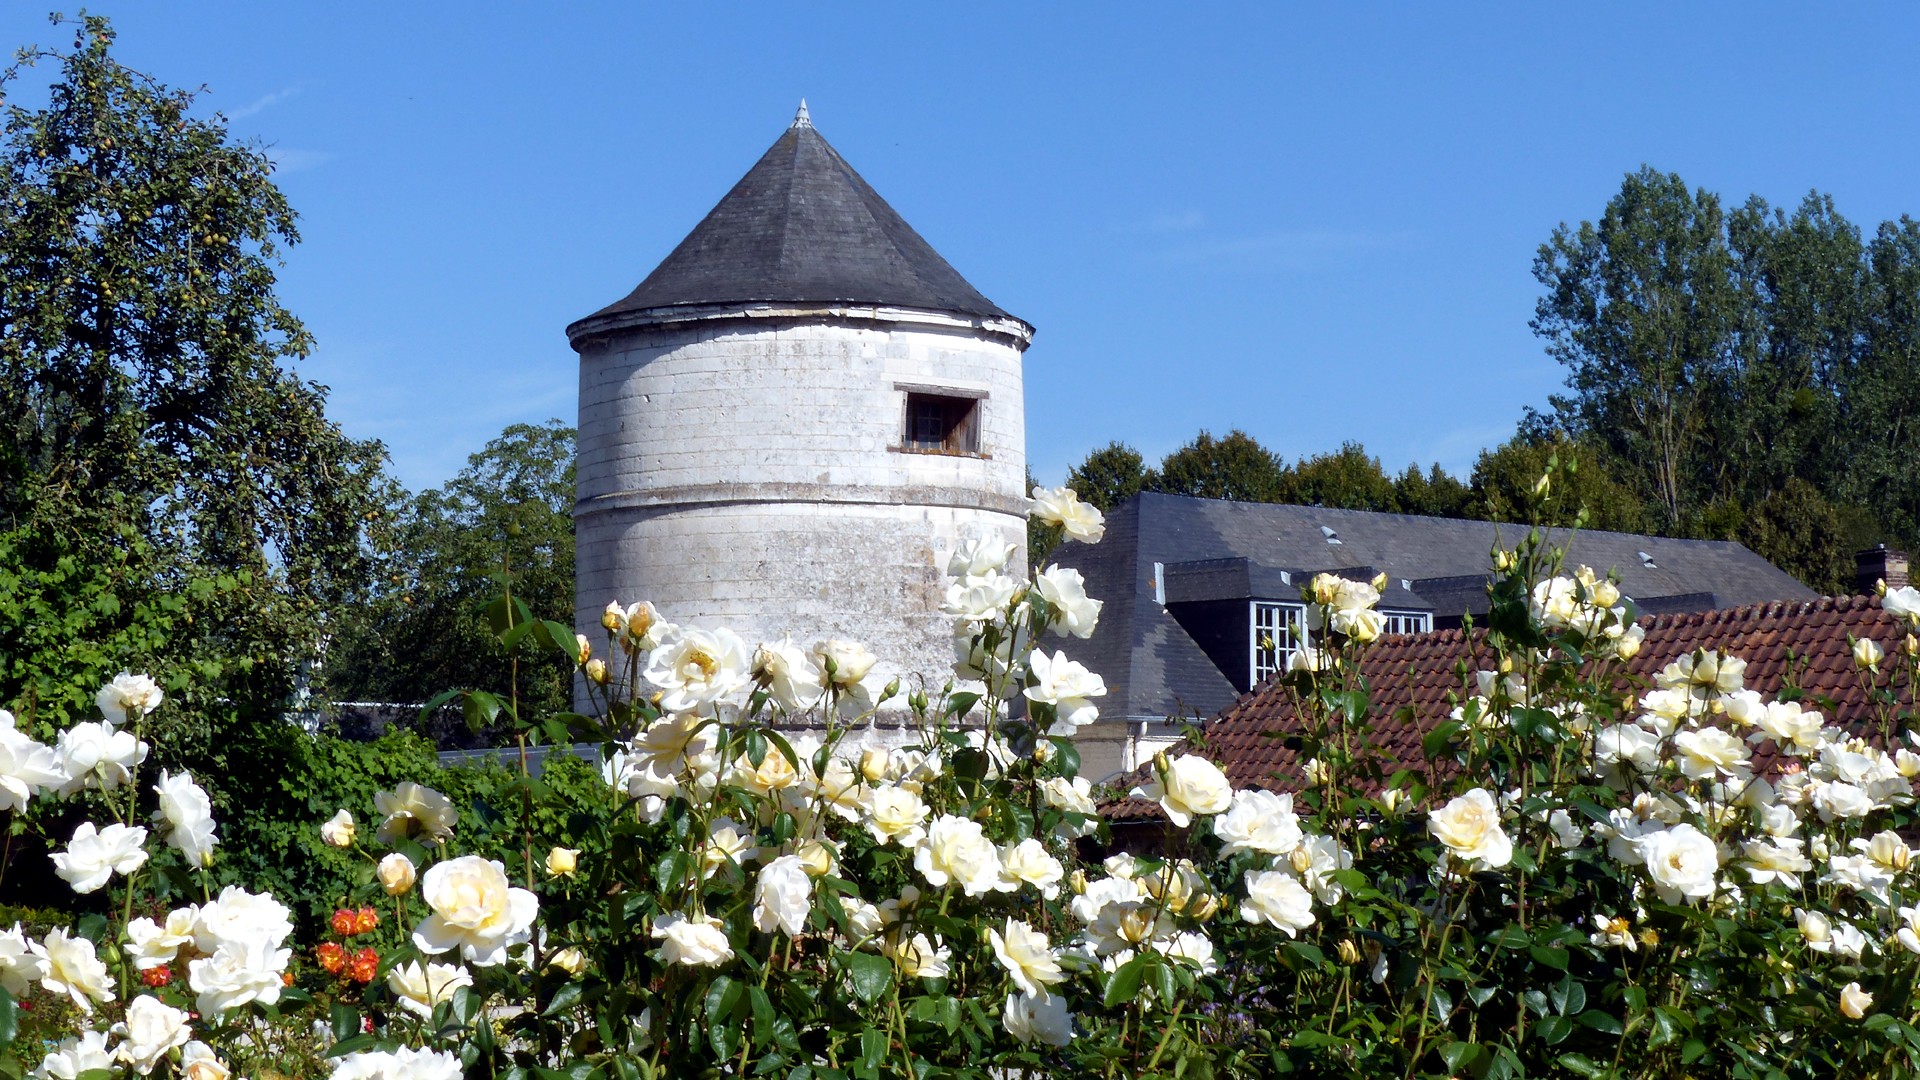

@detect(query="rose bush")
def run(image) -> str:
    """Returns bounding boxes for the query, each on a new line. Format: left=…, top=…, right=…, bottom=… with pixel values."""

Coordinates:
left=5, top=478, right=1920, bottom=1076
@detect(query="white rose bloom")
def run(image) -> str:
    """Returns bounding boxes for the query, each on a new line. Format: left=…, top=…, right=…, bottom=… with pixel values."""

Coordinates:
left=752, top=854, right=814, bottom=937
left=1029, top=485, right=1105, bottom=544
left=0, top=711, right=65, bottom=811
left=1131, top=755, right=1232, bottom=828
left=1894, top=906, right=1920, bottom=955
left=32, top=927, right=114, bottom=1013
left=52, top=821, right=149, bottom=894
left=1823, top=853, right=1897, bottom=904
left=914, top=815, right=1009, bottom=896
left=948, top=536, right=1016, bottom=579
left=863, top=786, right=930, bottom=847
left=730, top=743, right=800, bottom=796
left=179, top=1042, right=231, bottom=1080
left=1157, top=930, right=1219, bottom=975
left=989, top=918, right=1064, bottom=996
left=1213, top=788, right=1304, bottom=857
left=386, top=960, right=475, bottom=1018
left=116, top=993, right=192, bottom=1075
left=53, top=720, right=146, bottom=795
left=192, top=886, right=294, bottom=954
left=31, top=1031, right=114, bottom=1080
left=414, top=856, right=539, bottom=966
left=1328, top=606, right=1385, bottom=643
left=645, top=626, right=752, bottom=713
left=884, top=931, right=951, bottom=979
left=1752, top=700, right=1826, bottom=754
left=154, top=770, right=217, bottom=868
left=1852, top=829, right=1912, bottom=872
left=650, top=913, right=733, bottom=967
left=0, top=923, right=46, bottom=995
left=1672, top=728, right=1751, bottom=781
left=1427, top=789, right=1513, bottom=871
left=1023, top=650, right=1106, bottom=734
left=1828, top=922, right=1872, bottom=961
left=1287, top=646, right=1335, bottom=674
left=941, top=573, right=1019, bottom=624
left=1855, top=637, right=1886, bottom=670
left=700, top=820, right=757, bottom=880
left=1039, top=776, right=1099, bottom=837
left=188, top=937, right=289, bottom=1016
left=125, top=909, right=195, bottom=970
left=1840, top=981, right=1874, bottom=1020
left=1240, top=870, right=1316, bottom=936
left=751, top=638, right=825, bottom=712
left=1003, top=990, right=1074, bottom=1046
left=812, top=639, right=879, bottom=692
left=1637, top=824, right=1720, bottom=904
left=378, top=852, right=418, bottom=896
left=320, top=808, right=356, bottom=848
left=1883, top=585, right=1920, bottom=626
left=1615, top=623, right=1646, bottom=660
left=1034, top=565, right=1103, bottom=639
left=374, top=782, right=458, bottom=844
left=329, top=1047, right=465, bottom=1080
left=1810, top=780, right=1876, bottom=822
left=1591, top=724, right=1661, bottom=780
left=1741, top=837, right=1812, bottom=889
left=96, top=672, right=164, bottom=725
left=999, top=838, right=1065, bottom=899
left=1292, top=834, right=1355, bottom=905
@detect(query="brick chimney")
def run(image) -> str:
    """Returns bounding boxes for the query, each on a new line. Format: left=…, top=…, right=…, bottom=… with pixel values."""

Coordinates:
left=1856, top=545, right=1911, bottom=596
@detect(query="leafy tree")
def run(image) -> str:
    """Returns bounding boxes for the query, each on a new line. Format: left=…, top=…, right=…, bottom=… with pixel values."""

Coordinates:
left=1391, top=462, right=1473, bottom=518
left=324, top=420, right=576, bottom=720
left=1842, top=217, right=1920, bottom=546
left=1065, top=441, right=1148, bottom=511
left=1467, top=431, right=1652, bottom=535
left=1276, top=441, right=1398, bottom=511
left=0, top=15, right=390, bottom=735
left=1148, top=429, right=1287, bottom=502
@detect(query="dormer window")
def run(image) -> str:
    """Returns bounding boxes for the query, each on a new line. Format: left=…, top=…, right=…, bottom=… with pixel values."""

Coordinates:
left=1251, top=601, right=1306, bottom=683
left=899, top=389, right=982, bottom=455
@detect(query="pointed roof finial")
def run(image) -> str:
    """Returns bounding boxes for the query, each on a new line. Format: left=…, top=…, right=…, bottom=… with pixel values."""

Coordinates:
left=792, top=99, right=812, bottom=129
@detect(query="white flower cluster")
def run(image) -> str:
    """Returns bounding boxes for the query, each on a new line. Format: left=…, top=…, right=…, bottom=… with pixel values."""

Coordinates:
left=1529, top=566, right=1645, bottom=658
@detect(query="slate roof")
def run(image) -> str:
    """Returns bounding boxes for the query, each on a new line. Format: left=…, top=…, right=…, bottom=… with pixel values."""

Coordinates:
left=1104, top=593, right=1907, bottom=820
left=573, top=110, right=1019, bottom=331
left=1048, top=492, right=1819, bottom=725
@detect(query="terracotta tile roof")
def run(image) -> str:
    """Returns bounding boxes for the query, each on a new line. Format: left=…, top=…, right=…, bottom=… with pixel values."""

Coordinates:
left=1105, top=594, right=1909, bottom=820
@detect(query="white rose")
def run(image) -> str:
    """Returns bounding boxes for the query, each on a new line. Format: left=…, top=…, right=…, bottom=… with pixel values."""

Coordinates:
left=52, top=821, right=149, bottom=894
left=1131, top=755, right=1232, bottom=828
left=0, top=711, right=64, bottom=812
left=1240, top=870, right=1316, bottom=936
left=884, top=932, right=950, bottom=979
left=546, top=847, right=580, bottom=878
left=155, top=770, right=218, bottom=868
left=1023, top=650, right=1106, bottom=734
left=96, top=672, right=164, bottom=725
left=650, top=913, right=733, bottom=967
left=1854, top=637, right=1885, bottom=670
left=947, top=536, right=1015, bottom=579
left=862, top=786, right=930, bottom=847
left=330, top=1047, right=464, bottom=1080
left=54, top=720, right=146, bottom=795
left=1840, top=981, right=1874, bottom=1020
left=999, top=838, right=1065, bottom=899
left=116, top=993, right=192, bottom=1075
left=31, top=927, right=115, bottom=1014
left=386, top=960, right=474, bottom=1019
left=941, top=573, right=1019, bottom=624
left=1637, top=824, right=1720, bottom=904
left=751, top=854, right=814, bottom=937
left=192, top=886, right=294, bottom=954
left=413, top=856, right=539, bottom=966
left=378, top=852, right=417, bottom=896
left=913, top=815, right=1008, bottom=897
left=125, top=910, right=194, bottom=970
left=180, top=1042, right=232, bottom=1080
left=188, top=939, right=288, bottom=1015
left=320, top=808, right=356, bottom=848
left=1883, top=585, right=1920, bottom=626
left=1029, top=485, right=1105, bottom=544
left=1003, top=991, right=1074, bottom=1046
left=31, top=1031, right=114, bottom=1080
left=1212, top=788, right=1304, bottom=857
left=811, top=639, right=878, bottom=691
left=0, top=923, right=46, bottom=995
left=1811, top=780, right=1876, bottom=822
left=989, top=918, right=1065, bottom=996
left=1428, top=789, right=1513, bottom=871
left=645, top=626, right=752, bottom=713
left=1672, top=728, right=1751, bottom=781
left=1034, top=565, right=1103, bottom=639
left=751, top=638, right=825, bottom=712
left=374, top=782, right=458, bottom=845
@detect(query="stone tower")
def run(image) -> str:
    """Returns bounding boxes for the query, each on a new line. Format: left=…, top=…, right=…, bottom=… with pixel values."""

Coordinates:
left=568, top=105, right=1033, bottom=700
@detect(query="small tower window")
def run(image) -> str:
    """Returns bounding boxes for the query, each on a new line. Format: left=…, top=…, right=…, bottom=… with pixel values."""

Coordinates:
left=902, top=392, right=980, bottom=455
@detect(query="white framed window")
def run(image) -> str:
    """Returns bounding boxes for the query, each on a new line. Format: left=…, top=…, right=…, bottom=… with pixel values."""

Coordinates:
left=1250, top=601, right=1306, bottom=684
left=1379, top=609, right=1432, bottom=635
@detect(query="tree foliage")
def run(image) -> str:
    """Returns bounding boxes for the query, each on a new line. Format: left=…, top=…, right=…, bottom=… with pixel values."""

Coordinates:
left=323, top=420, right=576, bottom=720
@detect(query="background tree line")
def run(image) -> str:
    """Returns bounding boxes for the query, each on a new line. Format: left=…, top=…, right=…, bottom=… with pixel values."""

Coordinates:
left=1063, top=168, right=1920, bottom=595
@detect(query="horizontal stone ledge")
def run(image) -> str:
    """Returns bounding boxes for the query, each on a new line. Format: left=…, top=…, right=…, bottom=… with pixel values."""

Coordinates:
left=575, top=483, right=1031, bottom=518
left=566, top=302, right=1035, bottom=350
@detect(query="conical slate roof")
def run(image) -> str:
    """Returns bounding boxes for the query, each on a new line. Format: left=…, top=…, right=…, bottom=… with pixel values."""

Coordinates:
left=578, top=107, right=1017, bottom=326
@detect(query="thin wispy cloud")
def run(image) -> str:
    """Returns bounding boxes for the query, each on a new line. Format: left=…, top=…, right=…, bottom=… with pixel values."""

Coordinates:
left=1112, top=209, right=1207, bottom=235
left=227, top=86, right=300, bottom=120
left=263, top=147, right=333, bottom=174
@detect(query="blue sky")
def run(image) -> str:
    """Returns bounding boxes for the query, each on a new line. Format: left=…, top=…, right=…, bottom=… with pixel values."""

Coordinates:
left=12, top=4, right=1920, bottom=492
